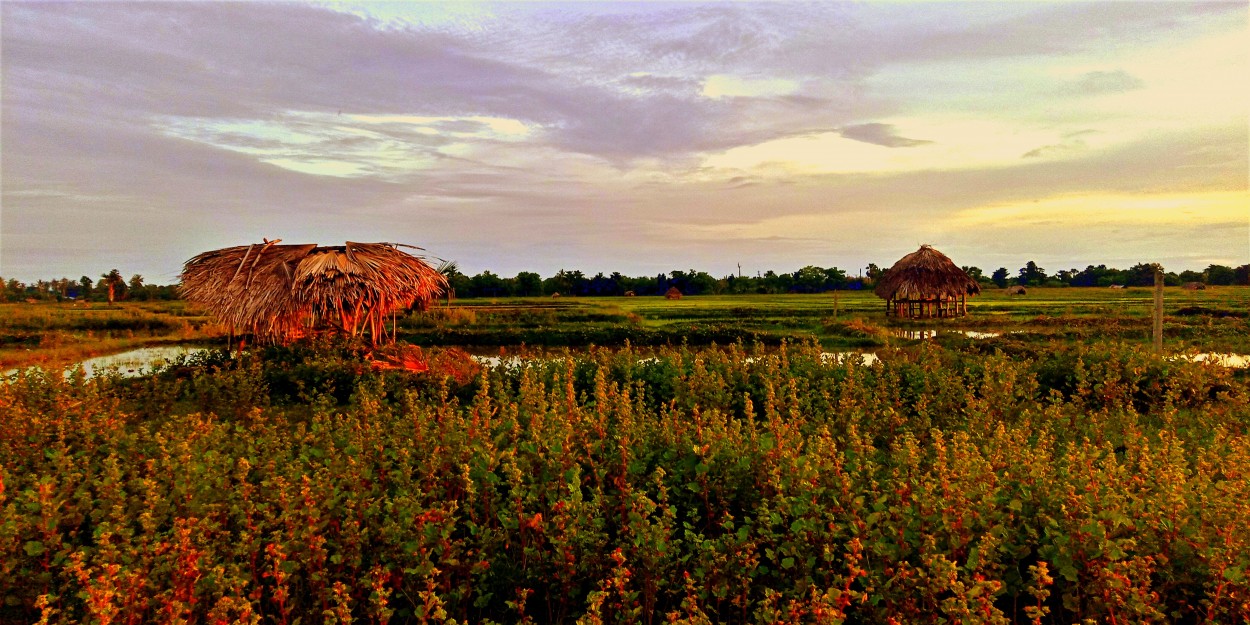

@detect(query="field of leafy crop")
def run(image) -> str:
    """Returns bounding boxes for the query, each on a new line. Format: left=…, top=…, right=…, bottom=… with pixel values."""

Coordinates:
left=3, top=335, right=1248, bottom=623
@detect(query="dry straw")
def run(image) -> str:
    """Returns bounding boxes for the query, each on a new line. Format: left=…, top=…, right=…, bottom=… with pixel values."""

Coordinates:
left=181, top=240, right=448, bottom=344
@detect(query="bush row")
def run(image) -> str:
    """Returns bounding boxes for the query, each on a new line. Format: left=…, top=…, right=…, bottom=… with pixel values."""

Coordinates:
left=1, top=341, right=1247, bottom=623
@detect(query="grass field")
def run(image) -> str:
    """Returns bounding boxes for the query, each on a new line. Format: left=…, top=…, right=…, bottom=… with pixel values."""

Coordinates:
left=404, top=287, right=1250, bottom=354
left=2, top=287, right=1247, bottom=372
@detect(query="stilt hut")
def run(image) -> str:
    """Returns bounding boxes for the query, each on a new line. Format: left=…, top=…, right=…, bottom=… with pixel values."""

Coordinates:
left=181, top=240, right=448, bottom=345
left=874, top=245, right=980, bottom=319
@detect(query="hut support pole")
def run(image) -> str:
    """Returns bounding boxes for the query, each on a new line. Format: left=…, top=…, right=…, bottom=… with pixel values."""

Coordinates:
left=1153, top=266, right=1164, bottom=353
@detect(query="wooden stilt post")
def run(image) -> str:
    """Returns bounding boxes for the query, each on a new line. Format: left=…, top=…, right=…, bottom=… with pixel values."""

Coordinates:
left=1153, top=265, right=1164, bottom=353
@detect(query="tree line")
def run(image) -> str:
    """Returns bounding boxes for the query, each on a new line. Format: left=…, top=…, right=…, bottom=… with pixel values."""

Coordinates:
left=1, top=270, right=180, bottom=303
left=443, top=261, right=1250, bottom=298
left=3, top=261, right=1247, bottom=302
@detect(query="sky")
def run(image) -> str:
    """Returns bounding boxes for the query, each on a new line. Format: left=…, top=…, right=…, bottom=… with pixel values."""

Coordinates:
left=2, top=1, right=1247, bottom=284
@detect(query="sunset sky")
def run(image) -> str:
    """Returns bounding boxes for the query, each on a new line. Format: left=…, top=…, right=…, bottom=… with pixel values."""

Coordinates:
left=2, top=1, right=1247, bottom=283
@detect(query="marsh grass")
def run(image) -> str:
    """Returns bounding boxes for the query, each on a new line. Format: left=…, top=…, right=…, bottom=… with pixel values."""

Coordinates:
left=0, top=302, right=221, bottom=371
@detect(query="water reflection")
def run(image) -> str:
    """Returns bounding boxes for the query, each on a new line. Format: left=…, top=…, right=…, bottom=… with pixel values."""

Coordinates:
left=891, top=329, right=1002, bottom=340
left=820, top=352, right=881, bottom=366
left=69, top=346, right=213, bottom=379
left=1181, top=353, right=1249, bottom=368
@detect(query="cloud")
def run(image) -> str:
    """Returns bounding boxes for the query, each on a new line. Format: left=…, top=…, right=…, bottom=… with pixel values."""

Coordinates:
left=1062, top=70, right=1146, bottom=95
left=2, top=2, right=1246, bottom=280
left=837, top=123, right=931, bottom=148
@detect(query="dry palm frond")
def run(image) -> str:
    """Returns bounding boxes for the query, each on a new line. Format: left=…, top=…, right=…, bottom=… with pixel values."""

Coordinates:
left=181, top=240, right=449, bottom=344
left=874, top=245, right=981, bottom=301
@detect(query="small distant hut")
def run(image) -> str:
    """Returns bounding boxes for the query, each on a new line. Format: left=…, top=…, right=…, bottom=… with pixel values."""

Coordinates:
left=1182, top=282, right=1206, bottom=291
left=1005, top=285, right=1027, bottom=296
left=874, top=245, right=980, bottom=318
left=624, top=290, right=636, bottom=297
left=181, top=240, right=447, bottom=345
left=665, top=287, right=683, bottom=300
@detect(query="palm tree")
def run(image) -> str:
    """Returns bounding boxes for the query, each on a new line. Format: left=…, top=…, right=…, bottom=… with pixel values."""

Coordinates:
left=101, top=269, right=125, bottom=304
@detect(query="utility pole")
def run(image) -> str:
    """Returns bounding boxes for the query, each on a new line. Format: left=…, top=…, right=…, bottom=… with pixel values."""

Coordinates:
left=1153, top=265, right=1164, bottom=353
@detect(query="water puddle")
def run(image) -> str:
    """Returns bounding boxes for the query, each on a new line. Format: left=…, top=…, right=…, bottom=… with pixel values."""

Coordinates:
left=1179, top=353, right=1250, bottom=368
left=72, top=346, right=215, bottom=378
left=958, top=331, right=1002, bottom=339
left=821, top=352, right=881, bottom=366
left=892, top=329, right=1002, bottom=340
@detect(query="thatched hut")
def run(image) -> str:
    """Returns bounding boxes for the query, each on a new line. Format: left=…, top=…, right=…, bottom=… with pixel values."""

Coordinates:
left=1005, top=285, right=1027, bottom=296
left=665, top=287, right=683, bottom=300
left=874, top=245, right=980, bottom=318
left=181, top=240, right=447, bottom=345
left=1182, top=282, right=1206, bottom=291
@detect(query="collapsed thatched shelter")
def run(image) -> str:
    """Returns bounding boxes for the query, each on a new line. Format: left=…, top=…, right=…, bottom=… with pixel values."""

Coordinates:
left=1005, top=285, right=1027, bottom=295
left=1182, top=282, right=1206, bottom=291
left=181, top=240, right=447, bottom=345
left=874, top=245, right=980, bottom=318
left=665, top=287, right=683, bottom=300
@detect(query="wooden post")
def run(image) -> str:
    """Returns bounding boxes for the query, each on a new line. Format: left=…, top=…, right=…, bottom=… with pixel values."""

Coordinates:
left=1153, top=266, right=1164, bottom=353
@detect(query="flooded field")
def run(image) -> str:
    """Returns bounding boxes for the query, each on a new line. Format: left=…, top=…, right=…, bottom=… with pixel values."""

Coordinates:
left=3, top=345, right=214, bottom=379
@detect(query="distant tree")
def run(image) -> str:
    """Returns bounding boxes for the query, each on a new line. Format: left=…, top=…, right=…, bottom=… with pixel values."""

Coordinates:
left=79, top=276, right=94, bottom=300
left=513, top=271, right=542, bottom=297
left=1178, top=269, right=1204, bottom=284
left=1205, top=264, right=1236, bottom=286
left=823, top=267, right=849, bottom=289
left=1123, top=263, right=1160, bottom=287
left=991, top=267, right=1009, bottom=288
left=3, top=278, right=21, bottom=302
left=865, top=263, right=883, bottom=281
left=1054, top=269, right=1078, bottom=285
left=586, top=272, right=620, bottom=296
left=793, top=266, right=828, bottom=293
left=961, top=266, right=984, bottom=282
left=1018, top=261, right=1047, bottom=286
left=543, top=269, right=583, bottom=296
left=469, top=271, right=508, bottom=298
left=440, top=263, right=471, bottom=299
left=689, top=271, right=719, bottom=295
left=128, top=274, right=147, bottom=301
left=1235, top=264, right=1250, bottom=286
left=1069, top=264, right=1124, bottom=287
left=100, top=269, right=125, bottom=304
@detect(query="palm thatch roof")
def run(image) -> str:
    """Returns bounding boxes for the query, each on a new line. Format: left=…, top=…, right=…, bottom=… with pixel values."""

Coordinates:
left=665, top=287, right=683, bottom=299
left=181, top=240, right=447, bottom=344
left=874, top=245, right=981, bottom=301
